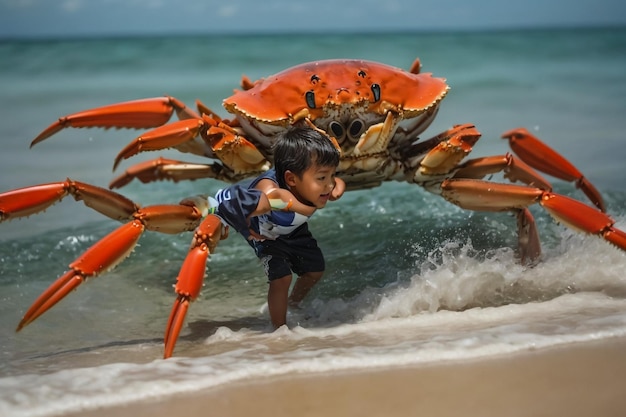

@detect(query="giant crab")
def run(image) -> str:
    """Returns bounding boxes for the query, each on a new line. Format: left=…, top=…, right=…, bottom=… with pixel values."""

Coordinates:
left=1, top=58, right=625, bottom=358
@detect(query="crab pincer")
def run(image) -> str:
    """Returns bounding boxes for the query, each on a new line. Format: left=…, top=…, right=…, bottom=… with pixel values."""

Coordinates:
left=502, top=128, right=606, bottom=212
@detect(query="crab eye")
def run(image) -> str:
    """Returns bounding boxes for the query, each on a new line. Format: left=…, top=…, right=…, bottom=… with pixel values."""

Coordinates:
left=310, top=74, right=321, bottom=84
left=328, top=121, right=346, bottom=142
left=348, top=119, right=365, bottom=141
left=305, top=90, right=316, bottom=109
left=358, top=70, right=367, bottom=78
left=371, top=83, right=381, bottom=102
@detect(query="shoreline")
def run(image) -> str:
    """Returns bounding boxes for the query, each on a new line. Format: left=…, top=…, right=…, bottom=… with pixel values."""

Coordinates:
left=65, top=336, right=626, bottom=417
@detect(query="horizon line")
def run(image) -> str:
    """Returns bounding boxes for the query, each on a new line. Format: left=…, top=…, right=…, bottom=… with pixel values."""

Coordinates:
left=1, top=22, right=624, bottom=43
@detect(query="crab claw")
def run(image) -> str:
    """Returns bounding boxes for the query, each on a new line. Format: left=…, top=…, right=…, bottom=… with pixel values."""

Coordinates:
left=16, top=220, right=145, bottom=331
left=419, top=124, right=481, bottom=177
left=201, top=115, right=269, bottom=174
left=164, top=214, right=224, bottom=359
left=30, top=96, right=198, bottom=147
left=113, top=118, right=208, bottom=170
left=502, top=128, right=605, bottom=212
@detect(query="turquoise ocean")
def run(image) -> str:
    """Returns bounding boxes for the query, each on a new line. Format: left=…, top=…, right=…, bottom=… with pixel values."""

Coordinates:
left=1, top=28, right=625, bottom=416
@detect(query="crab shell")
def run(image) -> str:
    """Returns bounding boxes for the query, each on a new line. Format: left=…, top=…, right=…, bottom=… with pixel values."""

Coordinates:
left=223, top=59, right=450, bottom=150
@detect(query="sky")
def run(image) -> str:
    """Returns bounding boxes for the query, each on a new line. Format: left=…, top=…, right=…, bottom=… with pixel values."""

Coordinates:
left=1, top=0, right=625, bottom=38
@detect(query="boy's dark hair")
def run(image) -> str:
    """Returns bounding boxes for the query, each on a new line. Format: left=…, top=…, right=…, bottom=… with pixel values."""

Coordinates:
left=273, top=126, right=340, bottom=186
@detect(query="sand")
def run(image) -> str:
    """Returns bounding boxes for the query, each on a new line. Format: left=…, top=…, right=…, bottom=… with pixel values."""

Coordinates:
left=66, top=337, right=626, bottom=417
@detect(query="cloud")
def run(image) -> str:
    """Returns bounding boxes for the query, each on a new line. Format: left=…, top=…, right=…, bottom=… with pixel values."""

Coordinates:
left=218, top=4, right=237, bottom=18
left=126, top=0, right=165, bottom=9
left=61, top=0, right=83, bottom=12
left=2, top=0, right=36, bottom=8
left=1, top=0, right=625, bottom=38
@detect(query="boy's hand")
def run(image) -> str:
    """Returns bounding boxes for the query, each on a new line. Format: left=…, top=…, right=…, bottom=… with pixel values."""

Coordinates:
left=330, top=177, right=346, bottom=201
left=247, top=228, right=274, bottom=241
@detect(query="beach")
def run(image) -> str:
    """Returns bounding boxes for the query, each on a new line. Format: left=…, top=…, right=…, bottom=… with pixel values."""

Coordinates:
left=64, top=337, right=626, bottom=417
left=1, top=28, right=626, bottom=417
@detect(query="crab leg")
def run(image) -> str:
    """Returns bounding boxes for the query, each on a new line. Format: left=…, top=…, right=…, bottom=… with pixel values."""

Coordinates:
left=16, top=220, right=145, bottom=330
left=0, top=179, right=138, bottom=222
left=14, top=200, right=206, bottom=333
left=1, top=179, right=209, bottom=335
left=164, top=214, right=224, bottom=358
left=353, top=111, right=399, bottom=156
left=516, top=208, right=541, bottom=263
left=441, top=179, right=545, bottom=212
left=0, top=179, right=206, bottom=233
left=109, top=157, right=222, bottom=189
left=454, top=153, right=553, bottom=191
left=112, top=115, right=268, bottom=174
left=441, top=179, right=626, bottom=259
left=31, top=96, right=199, bottom=147
left=413, top=124, right=481, bottom=181
left=113, top=118, right=209, bottom=170
left=206, top=118, right=269, bottom=174
left=540, top=194, right=626, bottom=249
left=502, top=128, right=605, bottom=212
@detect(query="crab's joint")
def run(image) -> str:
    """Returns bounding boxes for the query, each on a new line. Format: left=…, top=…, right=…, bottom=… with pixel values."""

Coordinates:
left=269, top=198, right=293, bottom=211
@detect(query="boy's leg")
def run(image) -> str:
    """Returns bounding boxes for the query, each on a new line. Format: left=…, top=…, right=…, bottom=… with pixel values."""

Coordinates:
left=289, top=271, right=323, bottom=306
left=268, top=274, right=292, bottom=328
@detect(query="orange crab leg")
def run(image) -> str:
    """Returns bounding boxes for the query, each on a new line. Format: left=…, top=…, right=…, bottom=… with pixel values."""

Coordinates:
left=113, top=118, right=208, bottom=170
left=441, top=179, right=626, bottom=258
left=164, top=214, right=224, bottom=359
left=16, top=220, right=145, bottom=331
left=0, top=179, right=138, bottom=222
left=540, top=194, right=626, bottom=250
left=0, top=183, right=71, bottom=220
left=31, top=96, right=198, bottom=147
left=207, top=135, right=268, bottom=175
left=195, top=100, right=225, bottom=123
left=516, top=208, right=541, bottom=264
left=12, top=201, right=204, bottom=337
left=454, top=153, right=553, bottom=191
left=109, top=157, right=219, bottom=189
left=418, top=124, right=481, bottom=176
left=164, top=244, right=207, bottom=359
left=440, top=179, right=545, bottom=263
left=502, top=128, right=605, bottom=212
left=441, top=179, right=545, bottom=212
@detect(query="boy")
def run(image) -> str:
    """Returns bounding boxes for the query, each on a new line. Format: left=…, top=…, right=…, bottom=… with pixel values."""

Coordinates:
left=211, top=126, right=345, bottom=328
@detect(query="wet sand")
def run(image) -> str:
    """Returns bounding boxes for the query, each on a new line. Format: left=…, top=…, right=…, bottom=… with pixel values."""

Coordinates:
left=67, top=336, right=626, bottom=417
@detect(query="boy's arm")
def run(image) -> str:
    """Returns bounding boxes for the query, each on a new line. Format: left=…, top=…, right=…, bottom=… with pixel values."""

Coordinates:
left=253, top=179, right=317, bottom=217
left=251, top=176, right=344, bottom=217
left=210, top=185, right=263, bottom=240
left=210, top=179, right=316, bottom=241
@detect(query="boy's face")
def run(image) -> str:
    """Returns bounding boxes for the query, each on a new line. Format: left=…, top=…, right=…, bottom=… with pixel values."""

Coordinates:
left=285, top=163, right=337, bottom=209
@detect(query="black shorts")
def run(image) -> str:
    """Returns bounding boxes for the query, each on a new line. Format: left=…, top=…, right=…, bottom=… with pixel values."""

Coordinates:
left=249, top=223, right=325, bottom=281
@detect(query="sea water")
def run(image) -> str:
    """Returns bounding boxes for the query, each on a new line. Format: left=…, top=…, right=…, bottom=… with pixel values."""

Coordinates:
left=1, top=28, right=625, bottom=416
